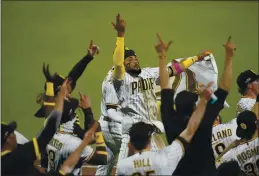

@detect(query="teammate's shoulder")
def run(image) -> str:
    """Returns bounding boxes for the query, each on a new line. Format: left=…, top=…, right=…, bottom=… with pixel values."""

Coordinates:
left=117, top=157, right=131, bottom=168
left=237, top=97, right=256, bottom=103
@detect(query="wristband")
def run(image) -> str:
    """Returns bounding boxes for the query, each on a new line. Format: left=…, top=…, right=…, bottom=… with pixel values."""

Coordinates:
left=43, top=102, right=56, bottom=106
left=95, top=132, right=105, bottom=144
left=46, top=82, right=54, bottom=96
left=172, top=63, right=183, bottom=74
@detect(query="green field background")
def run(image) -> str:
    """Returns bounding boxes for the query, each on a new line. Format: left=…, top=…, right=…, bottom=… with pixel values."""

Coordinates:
left=1, top=1, right=258, bottom=139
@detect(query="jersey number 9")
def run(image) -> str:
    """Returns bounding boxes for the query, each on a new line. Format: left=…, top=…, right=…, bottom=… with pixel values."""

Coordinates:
left=48, top=150, right=56, bottom=170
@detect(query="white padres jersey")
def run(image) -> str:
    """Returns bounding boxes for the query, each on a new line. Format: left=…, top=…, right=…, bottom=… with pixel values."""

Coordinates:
left=217, top=137, right=259, bottom=176
left=117, top=140, right=184, bottom=175
left=116, top=67, right=159, bottom=122
left=236, top=97, right=256, bottom=115
left=46, top=133, right=94, bottom=175
left=212, top=118, right=239, bottom=159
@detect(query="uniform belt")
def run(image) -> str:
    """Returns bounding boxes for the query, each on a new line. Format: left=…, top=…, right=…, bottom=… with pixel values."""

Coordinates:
left=103, top=116, right=112, bottom=122
left=103, top=116, right=121, bottom=124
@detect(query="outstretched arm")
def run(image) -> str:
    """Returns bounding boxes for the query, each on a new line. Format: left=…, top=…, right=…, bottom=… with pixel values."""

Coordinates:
left=219, top=36, right=235, bottom=92
left=68, top=40, right=100, bottom=87
left=112, top=14, right=126, bottom=80
left=179, top=82, right=213, bottom=143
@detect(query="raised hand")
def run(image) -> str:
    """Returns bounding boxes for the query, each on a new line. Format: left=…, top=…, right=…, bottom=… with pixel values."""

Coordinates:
left=197, top=51, right=211, bottom=61
left=83, top=121, right=99, bottom=143
left=79, top=92, right=91, bottom=109
left=111, top=14, right=126, bottom=36
left=200, top=81, right=214, bottom=102
left=154, top=33, right=173, bottom=57
left=87, top=40, right=100, bottom=57
left=223, top=36, right=236, bottom=58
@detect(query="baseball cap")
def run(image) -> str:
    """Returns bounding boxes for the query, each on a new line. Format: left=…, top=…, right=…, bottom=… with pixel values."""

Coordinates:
left=1, top=121, right=17, bottom=146
left=236, top=70, right=259, bottom=90
left=236, top=110, right=257, bottom=139
left=124, top=46, right=136, bottom=59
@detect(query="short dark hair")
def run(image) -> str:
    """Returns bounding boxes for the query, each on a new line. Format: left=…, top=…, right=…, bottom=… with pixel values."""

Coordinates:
left=217, top=160, right=245, bottom=176
left=238, top=87, right=247, bottom=96
left=175, top=91, right=198, bottom=117
left=129, top=122, right=155, bottom=151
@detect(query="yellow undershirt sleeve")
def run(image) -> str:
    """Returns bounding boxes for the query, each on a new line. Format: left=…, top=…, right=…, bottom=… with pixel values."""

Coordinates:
left=112, top=37, right=125, bottom=80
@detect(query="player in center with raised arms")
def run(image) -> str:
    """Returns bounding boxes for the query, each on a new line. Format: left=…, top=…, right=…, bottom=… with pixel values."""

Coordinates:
left=109, top=13, right=212, bottom=163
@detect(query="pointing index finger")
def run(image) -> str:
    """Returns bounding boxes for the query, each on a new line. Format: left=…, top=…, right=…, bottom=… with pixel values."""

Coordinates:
left=156, top=33, right=164, bottom=44
left=116, top=13, right=120, bottom=23
left=227, top=36, right=231, bottom=43
left=89, top=40, right=93, bottom=49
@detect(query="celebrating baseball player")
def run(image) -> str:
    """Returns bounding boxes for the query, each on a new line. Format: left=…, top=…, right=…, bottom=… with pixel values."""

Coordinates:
left=116, top=36, right=215, bottom=174
left=109, top=13, right=211, bottom=163
left=216, top=110, right=259, bottom=176
left=236, top=70, right=259, bottom=115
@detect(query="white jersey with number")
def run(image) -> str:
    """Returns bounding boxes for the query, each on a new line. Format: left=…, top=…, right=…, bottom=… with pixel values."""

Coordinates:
left=212, top=118, right=239, bottom=159
left=236, top=97, right=256, bottom=115
left=217, top=137, right=259, bottom=175
left=117, top=140, right=184, bottom=175
left=115, top=67, right=159, bottom=123
left=46, top=132, right=94, bottom=175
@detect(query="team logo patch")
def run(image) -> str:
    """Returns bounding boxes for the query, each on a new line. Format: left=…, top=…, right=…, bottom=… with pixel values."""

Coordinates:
left=240, top=123, right=247, bottom=130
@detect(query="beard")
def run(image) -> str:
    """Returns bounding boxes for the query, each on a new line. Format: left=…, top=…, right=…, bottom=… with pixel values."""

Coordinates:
left=127, top=68, right=142, bottom=76
left=125, top=64, right=142, bottom=76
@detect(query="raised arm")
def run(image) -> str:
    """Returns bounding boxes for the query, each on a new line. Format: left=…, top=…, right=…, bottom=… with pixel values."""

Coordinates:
left=219, top=36, right=235, bottom=92
left=179, top=82, right=213, bottom=143
left=37, top=79, right=69, bottom=151
left=111, top=14, right=126, bottom=80
left=67, top=40, right=100, bottom=87
left=155, top=33, right=181, bottom=143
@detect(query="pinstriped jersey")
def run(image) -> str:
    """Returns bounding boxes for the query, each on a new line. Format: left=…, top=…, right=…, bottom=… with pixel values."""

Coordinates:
left=100, top=71, right=122, bottom=136
left=216, top=138, right=259, bottom=176
left=212, top=118, right=239, bottom=159
left=101, top=70, right=119, bottom=117
left=46, top=132, right=94, bottom=175
left=236, top=97, right=256, bottom=115
left=115, top=67, right=160, bottom=122
left=117, top=140, right=184, bottom=175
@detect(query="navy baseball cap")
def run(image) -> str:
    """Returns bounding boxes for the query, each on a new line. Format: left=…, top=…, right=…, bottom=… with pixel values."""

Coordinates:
left=237, top=70, right=259, bottom=90
left=124, top=46, right=136, bottom=59
left=236, top=110, right=257, bottom=139
left=1, top=121, right=17, bottom=146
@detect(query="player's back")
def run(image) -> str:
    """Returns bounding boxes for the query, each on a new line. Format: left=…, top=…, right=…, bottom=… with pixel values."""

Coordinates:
left=212, top=118, right=239, bottom=159
left=117, top=140, right=184, bottom=175
left=46, top=132, right=93, bottom=175
left=218, top=137, right=259, bottom=175
left=236, top=97, right=256, bottom=115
